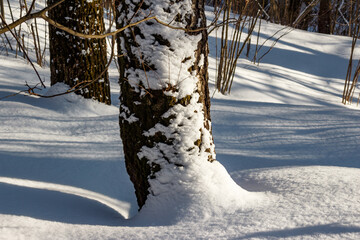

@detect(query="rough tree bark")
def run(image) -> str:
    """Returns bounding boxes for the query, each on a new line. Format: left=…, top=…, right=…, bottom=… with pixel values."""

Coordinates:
left=116, top=0, right=216, bottom=209
left=48, top=0, right=111, bottom=104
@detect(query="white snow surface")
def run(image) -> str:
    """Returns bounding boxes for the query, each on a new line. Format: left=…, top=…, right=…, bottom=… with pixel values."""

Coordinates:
left=1, top=5, right=360, bottom=240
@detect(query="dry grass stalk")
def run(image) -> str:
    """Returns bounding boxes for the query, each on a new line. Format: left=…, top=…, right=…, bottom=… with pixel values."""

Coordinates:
left=216, top=0, right=260, bottom=94
left=342, top=13, right=360, bottom=105
left=0, top=0, right=48, bottom=66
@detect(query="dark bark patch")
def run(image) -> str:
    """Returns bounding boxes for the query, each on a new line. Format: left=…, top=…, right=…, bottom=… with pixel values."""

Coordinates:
left=194, top=139, right=201, bottom=147
left=182, top=56, right=191, bottom=63
left=179, top=95, right=191, bottom=106
left=163, top=7, right=171, bottom=13
left=133, top=26, right=145, bottom=39
left=152, top=34, right=171, bottom=47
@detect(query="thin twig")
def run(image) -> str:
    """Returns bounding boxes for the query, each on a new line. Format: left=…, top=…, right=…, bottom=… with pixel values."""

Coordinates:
left=0, top=0, right=65, bottom=34
left=1, top=0, right=208, bottom=38
left=29, top=36, right=117, bottom=98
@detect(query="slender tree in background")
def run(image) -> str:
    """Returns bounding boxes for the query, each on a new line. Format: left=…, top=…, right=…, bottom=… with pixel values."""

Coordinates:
left=216, top=0, right=260, bottom=94
left=318, top=0, right=331, bottom=33
left=342, top=6, right=360, bottom=105
left=116, top=0, right=215, bottom=209
left=48, top=0, right=111, bottom=104
left=0, top=0, right=4, bottom=24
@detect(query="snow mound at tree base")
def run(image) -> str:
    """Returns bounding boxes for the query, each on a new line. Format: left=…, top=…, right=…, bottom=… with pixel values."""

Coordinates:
left=43, top=83, right=117, bottom=117
left=133, top=160, right=268, bottom=225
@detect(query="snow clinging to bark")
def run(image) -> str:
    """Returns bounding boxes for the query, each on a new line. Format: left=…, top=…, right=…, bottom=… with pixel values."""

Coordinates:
left=120, top=0, right=201, bottom=99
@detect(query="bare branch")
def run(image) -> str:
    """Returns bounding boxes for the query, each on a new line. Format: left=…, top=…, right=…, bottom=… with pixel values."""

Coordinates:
left=28, top=36, right=116, bottom=98
left=41, top=14, right=158, bottom=39
left=292, top=0, right=320, bottom=28
left=1, top=0, right=207, bottom=38
left=0, top=0, right=65, bottom=34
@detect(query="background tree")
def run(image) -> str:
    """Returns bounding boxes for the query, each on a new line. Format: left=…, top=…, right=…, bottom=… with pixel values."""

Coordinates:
left=0, top=0, right=4, bottom=24
left=116, top=0, right=215, bottom=209
left=47, top=0, right=111, bottom=104
left=318, top=0, right=331, bottom=33
left=342, top=4, right=360, bottom=105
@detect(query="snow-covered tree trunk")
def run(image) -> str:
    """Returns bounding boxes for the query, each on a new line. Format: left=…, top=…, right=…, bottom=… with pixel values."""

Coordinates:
left=116, top=0, right=216, bottom=209
left=48, top=0, right=111, bottom=104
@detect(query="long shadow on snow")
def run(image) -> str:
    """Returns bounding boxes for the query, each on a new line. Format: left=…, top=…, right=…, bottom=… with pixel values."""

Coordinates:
left=0, top=151, right=139, bottom=224
left=0, top=157, right=178, bottom=227
left=208, top=34, right=349, bottom=106
left=211, top=98, right=360, bottom=171
left=0, top=182, right=124, bottom=226
left=234, top=65, right=342, bottom=104
left=208, top=31, right=349, bottom=79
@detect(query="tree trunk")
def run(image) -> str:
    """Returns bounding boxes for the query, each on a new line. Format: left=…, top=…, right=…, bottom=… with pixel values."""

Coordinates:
left=0, top=0, right=4, bottom=24
left=270, top=0, right=282, bottom=24
left=288, top=0, right=302, bottom=24
left=116, top=0, right=215, bottom=209
left=277, top=0, right=302, bottom=25
left=48, top=0, right=111, bottom=104
left=318, top=0, right=331, bottom=34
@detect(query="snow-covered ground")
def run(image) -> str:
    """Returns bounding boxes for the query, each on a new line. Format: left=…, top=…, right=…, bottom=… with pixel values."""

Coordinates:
left=1, top=5, right=360, bottom=240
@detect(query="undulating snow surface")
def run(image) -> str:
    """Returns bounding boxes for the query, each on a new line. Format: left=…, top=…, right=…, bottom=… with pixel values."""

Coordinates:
left=1, top=4, right=360, bottom=240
